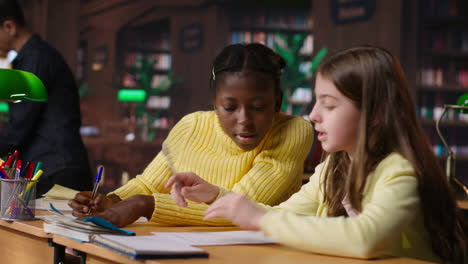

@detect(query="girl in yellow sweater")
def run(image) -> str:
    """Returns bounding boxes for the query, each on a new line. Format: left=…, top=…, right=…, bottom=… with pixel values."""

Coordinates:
left=168, top=46, right=467, bottom=263
left=69, top=43, right=313, bottom=227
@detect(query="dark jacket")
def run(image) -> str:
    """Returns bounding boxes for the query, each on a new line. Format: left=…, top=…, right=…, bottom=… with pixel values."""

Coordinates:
left=0, top=35, right=90, bottom=178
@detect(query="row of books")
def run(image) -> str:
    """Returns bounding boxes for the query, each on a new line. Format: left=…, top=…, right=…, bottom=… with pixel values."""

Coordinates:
left=230, top=32, right=313, bottom=55
left=433, top=144, right=468, bottom=157
left=124, top=53, right=171, bottom=70
left=423, top=30, right=468, bottom=51
left=229, top=10, right=312, bottom=29
left=418, top=106, right=468, bottom=121
left=122, top=73, right=170, bottom=90
left=423, top=0, right=468, bottom=17
left=147, top=96, right=170, bottom=110
left=420, top=68, right=468, bottom=88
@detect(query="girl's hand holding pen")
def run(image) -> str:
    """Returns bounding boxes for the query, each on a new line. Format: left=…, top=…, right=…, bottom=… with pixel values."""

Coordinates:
left=165, top=172, right=220, bottom=207
left=91, top=195, right=155, bottom=227
left=69, top=192, right=121, bottom=218
left=204, top=193, right=266, bottom=231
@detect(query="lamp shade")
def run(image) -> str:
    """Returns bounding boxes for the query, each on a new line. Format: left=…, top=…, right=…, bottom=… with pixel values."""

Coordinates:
left=117, top=89, right=146, bottom=102
left=0, top=102, right=8, bottom=113
left=456, top=93, right=468, bottom=114
left=0, top=69, right=47, bottom=102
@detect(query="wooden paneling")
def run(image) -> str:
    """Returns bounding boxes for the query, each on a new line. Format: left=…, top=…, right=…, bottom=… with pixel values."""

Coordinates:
left=79, top=2, right=229, bottom=124
left=170, top=7, right=229, bottom=120
left=312, top=0, right=402, bottom=59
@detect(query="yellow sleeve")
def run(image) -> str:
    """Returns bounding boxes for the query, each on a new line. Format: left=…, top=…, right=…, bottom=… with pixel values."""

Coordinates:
left=111, top=113, right=195, bottom=199
left=260, top=160, right=420, bottom=259
left=257, top=161, right=324, bottom=215
left=150, top=116, right=313, bottom=226
left=231, top=117, right=313, bottom=205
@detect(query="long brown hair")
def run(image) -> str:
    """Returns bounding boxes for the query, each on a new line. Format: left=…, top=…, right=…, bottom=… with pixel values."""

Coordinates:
left=317, top=46, right=467, bottom=263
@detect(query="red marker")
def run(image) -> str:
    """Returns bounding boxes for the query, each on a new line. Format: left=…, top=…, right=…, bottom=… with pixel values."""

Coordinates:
left=5, top=155, right=12, bottom=167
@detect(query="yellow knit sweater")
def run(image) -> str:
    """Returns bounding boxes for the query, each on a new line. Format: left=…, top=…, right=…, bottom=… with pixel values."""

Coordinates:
left=259, top=153, right=439, bottom=262
left=112, top=111, right=313, bottom=225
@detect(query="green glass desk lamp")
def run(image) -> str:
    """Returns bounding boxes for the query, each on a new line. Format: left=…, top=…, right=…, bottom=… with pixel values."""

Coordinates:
left=0, top=69, right=47, bottom=102
left=117, top=89, right=146, bottom=119
left=435, top=93, right=468, bottom=199
left=117, top=89, right=146, bottom=141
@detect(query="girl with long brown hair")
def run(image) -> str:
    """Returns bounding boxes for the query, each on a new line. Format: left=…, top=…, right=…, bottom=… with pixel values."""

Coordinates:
left=168, top=46, right=467, bottom=263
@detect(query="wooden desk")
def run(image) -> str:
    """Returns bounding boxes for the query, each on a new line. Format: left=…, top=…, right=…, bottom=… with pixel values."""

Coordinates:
left=0, top=211, right=63, bottom=264
left=53, top=223, right=435, bottom=264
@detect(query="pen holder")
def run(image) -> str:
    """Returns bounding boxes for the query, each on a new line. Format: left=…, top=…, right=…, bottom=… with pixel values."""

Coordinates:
left=0, top=178, right=37, bottom=221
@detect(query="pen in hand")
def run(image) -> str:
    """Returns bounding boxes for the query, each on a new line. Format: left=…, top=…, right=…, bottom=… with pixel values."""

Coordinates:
left=89, top=165, right=104, bottom=215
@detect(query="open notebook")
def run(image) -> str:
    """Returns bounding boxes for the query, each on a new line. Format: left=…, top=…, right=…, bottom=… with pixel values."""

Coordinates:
left=91, top=234, right=208, bottom=259
left=42, top=205, right=135, bottom=242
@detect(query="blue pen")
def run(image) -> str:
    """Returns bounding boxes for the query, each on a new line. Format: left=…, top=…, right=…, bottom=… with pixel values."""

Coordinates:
left=91, top=166, right=104, bottom=201
left=88, top=166, right=104, bottom=215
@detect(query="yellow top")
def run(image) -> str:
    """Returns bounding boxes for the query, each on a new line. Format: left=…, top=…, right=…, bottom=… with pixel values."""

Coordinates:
left=112, top=111, right=313, bottom=225
left=259, top=153, right=439, bottom=263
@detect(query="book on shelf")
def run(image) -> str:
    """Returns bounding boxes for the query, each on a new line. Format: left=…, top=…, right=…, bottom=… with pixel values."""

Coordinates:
left=91, top=234, right=209, bottom=259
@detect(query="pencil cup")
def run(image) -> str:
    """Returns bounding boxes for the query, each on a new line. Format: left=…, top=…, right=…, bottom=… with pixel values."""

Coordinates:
left=0, top=168, right=18, bottom=205
left=0, top=178, right=37, bottom=221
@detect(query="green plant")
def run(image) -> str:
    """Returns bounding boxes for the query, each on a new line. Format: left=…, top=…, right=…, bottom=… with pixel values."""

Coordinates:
left=125, top=54, right=182, bottom=141
left=273, top=34, right=327, bottom=115
left=78, top=82, right=90, bottom=97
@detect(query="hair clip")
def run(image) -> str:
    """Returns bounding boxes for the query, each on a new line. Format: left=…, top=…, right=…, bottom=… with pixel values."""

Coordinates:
left=211, top=67, right=216, bottom=81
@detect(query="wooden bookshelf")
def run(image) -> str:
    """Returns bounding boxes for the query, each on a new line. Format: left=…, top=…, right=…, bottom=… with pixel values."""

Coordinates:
left=116, top=19, right=173, bottom=141
left=416, top=0, right=468, bottom=185
left=226, top=5, right=314, bottom=115
left=419, top=84, right=468, bottom=92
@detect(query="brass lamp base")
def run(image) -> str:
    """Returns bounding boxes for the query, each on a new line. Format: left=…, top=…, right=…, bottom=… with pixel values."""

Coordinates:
left=451, top=177, right=468, bottom=200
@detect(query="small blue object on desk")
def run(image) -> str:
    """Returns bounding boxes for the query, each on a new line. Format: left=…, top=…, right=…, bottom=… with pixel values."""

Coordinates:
left=48, top=203, right=135, bottom=236
left=83, top=216, right=135, bottom=235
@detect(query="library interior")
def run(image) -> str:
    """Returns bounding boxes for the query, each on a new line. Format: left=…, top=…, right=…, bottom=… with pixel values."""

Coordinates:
left=0, top=0, right=467, bottom=264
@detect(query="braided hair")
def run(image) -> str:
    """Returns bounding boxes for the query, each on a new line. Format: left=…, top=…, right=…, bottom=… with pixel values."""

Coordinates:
left=210, top=43, right=286, bottom=100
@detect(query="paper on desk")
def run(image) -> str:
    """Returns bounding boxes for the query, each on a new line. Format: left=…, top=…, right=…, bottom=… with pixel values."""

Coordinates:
left=35, top=197, right=73, bottom=212
left=151, top=231, right=275, bottom=246
left=43, top=184, right=79, bottom=200
left=36, top=214, right=75, bottom=220
left=36, top=213, right=147, bottom=223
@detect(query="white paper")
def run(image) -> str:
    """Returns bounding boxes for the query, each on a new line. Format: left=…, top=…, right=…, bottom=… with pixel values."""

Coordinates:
left=96, top=235, right=205, bottom=254
left=135, top=216, right=148, bottom=223
left=151, top=231, right=275, bottom=246
left=34, top=198, right=73, bottom=212
left=36, top=214, right=75, bottom=220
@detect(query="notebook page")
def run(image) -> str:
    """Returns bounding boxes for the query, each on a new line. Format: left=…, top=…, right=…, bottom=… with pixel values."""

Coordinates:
left=95, top=235, right=205, bottom=254
left=151, top=231, right=275, bottom=246
left=43, top=184, right=79, bottom=199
